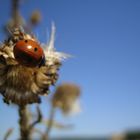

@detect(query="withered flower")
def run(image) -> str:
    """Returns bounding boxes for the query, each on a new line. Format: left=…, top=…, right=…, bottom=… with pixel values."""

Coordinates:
left=52, top=83, right=81, bottom=114
left=30, top=10, right=41, bottom=25
left=0, top=24, right=67, bottom=106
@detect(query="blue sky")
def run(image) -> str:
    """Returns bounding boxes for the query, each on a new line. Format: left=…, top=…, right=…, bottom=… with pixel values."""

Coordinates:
left=0, top=0, right=140, bottom=139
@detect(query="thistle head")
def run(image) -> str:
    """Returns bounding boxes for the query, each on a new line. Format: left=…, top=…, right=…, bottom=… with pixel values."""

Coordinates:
left=0, top=25, right=66, bottom=106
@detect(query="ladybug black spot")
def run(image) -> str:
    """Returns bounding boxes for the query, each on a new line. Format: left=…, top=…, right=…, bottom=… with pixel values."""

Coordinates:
left=25, top=40, right=28, bottom=43
left=34, top=48, right=38, bottom=52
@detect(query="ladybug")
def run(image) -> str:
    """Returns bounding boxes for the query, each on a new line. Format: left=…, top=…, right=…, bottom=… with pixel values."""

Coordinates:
left=14, top=39, right=45, bottom=67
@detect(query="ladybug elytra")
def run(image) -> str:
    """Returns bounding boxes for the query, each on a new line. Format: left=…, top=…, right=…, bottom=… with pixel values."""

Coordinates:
left=14, top=39, right=45, bottom=67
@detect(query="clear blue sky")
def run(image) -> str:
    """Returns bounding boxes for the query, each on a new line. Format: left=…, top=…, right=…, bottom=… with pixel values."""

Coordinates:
left=0, top=0, right=140, bottom=139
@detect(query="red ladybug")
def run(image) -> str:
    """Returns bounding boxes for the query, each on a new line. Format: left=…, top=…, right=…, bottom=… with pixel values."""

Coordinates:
left=14, top=39, right=45, bottom=67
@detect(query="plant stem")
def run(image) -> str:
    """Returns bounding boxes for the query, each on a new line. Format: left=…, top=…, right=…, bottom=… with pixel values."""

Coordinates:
left=42, top=106, right=56, bottom=140
left=18, top=105, right=30, bottom=140
left=12, top=0, right=20, bottom=27
left=3, top=128, right=13, bottom=140
left=29, top=105, right=42, bottom=130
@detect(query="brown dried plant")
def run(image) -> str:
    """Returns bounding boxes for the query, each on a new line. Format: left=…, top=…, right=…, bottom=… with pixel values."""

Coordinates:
left=38, top=83, right=81, bottom=140
left=1, top=1, right=80, bottom=140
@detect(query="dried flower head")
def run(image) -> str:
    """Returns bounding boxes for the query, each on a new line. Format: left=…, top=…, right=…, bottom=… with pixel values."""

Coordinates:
left=30, top=10, right=41, bottom=25
left=0, top=25, right=66, bottom=106
left=52, top=83, right=81, bottom=114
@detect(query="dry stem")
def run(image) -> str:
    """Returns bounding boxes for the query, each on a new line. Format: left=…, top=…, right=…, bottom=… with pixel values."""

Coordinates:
left=3, top=128, right=13, bottom=140
left=18, top=105, right=30, bottom=140
left=42, top=106, right=56, bottom=140
left=12, top=0, right=20, bottom=27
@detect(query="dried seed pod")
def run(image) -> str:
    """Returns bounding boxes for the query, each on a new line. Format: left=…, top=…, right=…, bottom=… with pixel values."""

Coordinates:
left=30, top=10, right=41, bottom=25
left=52, top=83, right=80, bottom=114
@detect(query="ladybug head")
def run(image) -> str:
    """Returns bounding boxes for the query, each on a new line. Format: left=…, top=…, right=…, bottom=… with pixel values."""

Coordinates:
left=13, top=39, right=45, bottom=67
